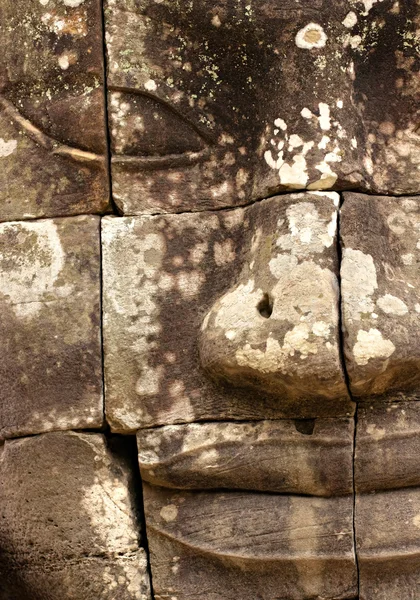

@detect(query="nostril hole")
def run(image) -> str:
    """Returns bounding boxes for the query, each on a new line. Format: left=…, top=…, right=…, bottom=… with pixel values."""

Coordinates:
left=294, top=419, right=316, bottom=436
left=257, top=293, right=273, bottom=319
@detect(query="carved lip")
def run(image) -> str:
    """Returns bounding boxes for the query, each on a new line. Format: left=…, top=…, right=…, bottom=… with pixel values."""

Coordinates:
left=146, top=522, right=354, bottom=562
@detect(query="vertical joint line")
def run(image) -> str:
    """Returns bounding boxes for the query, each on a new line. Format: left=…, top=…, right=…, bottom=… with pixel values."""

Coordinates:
left=98, top=3, right=155, bottom=597
left=100, top=0, right=119, bottom=215
left=336, top=192, right=360, bottom=597
left=139, top=478, right=156, bottom=600
left=98, top=218, right=107, bottom=428
left=352, top=402, right=360, bottom=599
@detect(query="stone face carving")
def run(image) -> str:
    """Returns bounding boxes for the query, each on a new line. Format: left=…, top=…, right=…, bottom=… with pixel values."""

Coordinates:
left=0, top=0, right=110, bottom=221
left=0, top=216, right=103, bottom=440
left=102, top=191, right=361, bottom=598
left=105, top=0, right=420, bottom=215
left=1, top=0, right=420, bottom=599
left=0, top=432, right=150, bottom=600
left=103, top=192, right=353, bottom=432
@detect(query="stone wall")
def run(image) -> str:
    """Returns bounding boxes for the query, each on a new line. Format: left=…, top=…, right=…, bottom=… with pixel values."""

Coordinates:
left=0, top=1, right=420, bottom=599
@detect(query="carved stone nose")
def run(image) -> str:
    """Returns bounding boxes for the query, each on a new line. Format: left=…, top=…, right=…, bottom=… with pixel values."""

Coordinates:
left=199, top=193, right=351, bottom=417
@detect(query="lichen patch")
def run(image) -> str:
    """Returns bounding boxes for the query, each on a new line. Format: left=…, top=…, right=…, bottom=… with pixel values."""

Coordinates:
left=377, top=294, right=408, bottom=316
left=0, top=138, right=17, bottom=158
left=341, top=249, right=378, bottom=322
left=353, top=328, right=396, bottom=366
left=295, top=23, right=327, bottom=50
left=0, top=220, right=68, bottom=318
left=62, top=0, right=85, bottom=6
left=160, top=504, right=178, bottom=522
left=342, top=12, right=358, bottom=28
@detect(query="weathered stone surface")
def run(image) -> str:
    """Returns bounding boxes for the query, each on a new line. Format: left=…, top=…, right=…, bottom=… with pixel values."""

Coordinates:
left=0, top=0, right=110, bottom=221
left=0, top=556, right=150, bottom=600
left=0, top=431, right=150, bottom=600
left=356, top=487, right=420, bottom=600
left=105, top=0, right=420, bottom=215
left=143, top=483, right=357, bottom=600
left=103, top=192, right=353, bottom=432
left=356, top=401, right=420, bottom=493
left=0, top=216, right=103, bottom=439
left=137, top=419, right=354, bottom=496
left=341, top=193, right=420, bottom=399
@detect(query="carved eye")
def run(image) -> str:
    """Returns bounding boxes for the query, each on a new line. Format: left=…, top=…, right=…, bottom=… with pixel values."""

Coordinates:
left=108, top=91, right=207, bottom=160
left=27, top=89, right=106, bottom=154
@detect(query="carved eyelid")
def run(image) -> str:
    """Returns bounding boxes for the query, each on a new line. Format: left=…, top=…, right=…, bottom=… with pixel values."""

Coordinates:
left=0, top=89, right=213, bottom=169
left=0, top=95, right=103, bottom=164
left=108, top=86, right=215, bottom=168
left=108, top=87, right=215, bottom=143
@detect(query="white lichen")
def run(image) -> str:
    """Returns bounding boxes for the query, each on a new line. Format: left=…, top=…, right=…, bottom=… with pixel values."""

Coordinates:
left=296, top=23, right=327, bottom=49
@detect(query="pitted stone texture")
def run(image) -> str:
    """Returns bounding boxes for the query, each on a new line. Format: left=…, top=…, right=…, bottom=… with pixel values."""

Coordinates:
left=341, top=193, right=420, bottom=399
left=356, top=487, right=420, bottom=600
left=356, top=401, right=420, bottom=493
left=0, top=216, right=103, bottom=440
left=105, top=0, right=419, bottom=215
left=103, top=192, right=352, bottom=432
left=0, top=432, right=151, bottom=600
left=137, top=419, right=354, bottom=496
left=143, top=483, right=357, bottom=600
left=0, top=0, right=109, bottom=221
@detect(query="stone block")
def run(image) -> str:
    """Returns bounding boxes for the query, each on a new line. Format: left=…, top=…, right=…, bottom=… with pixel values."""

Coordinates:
left=105, top=0, right=420, bottom=215
left=356, top=401, right=420, bottom=493
left=0, top=0, right=109, bottom=221
left=341, top=193, right=420, bottom=399
left=0, top=216, right=103, bottom=439
left=137, top=418, right=354, bottom=496
left=0, top=431, right=150, bottom=600
left=356, top=487, right=420, bottom=600
left=143, top=483, right=357, bottom=600
left=103, top=192, right=352, bottom=431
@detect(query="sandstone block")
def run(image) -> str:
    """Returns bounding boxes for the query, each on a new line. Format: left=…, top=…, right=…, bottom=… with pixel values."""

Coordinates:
left=137, top=419, right=354, bottom=496
left=356, top=487, right=420, bottom=600
left=0, top=431, right=150, bottom=600
left=0, top=216, right=103, bottom=439
left=0, top=0, right=109, bottom=221
left=341, top=193, right=420, bottom=399
left=105, top=0, right=419, bottom=215
left=103, top=192, right=352, bottom=432
left=143, top=483, right=357, bottom=600
left=356, top=401, right=420, bottom=493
